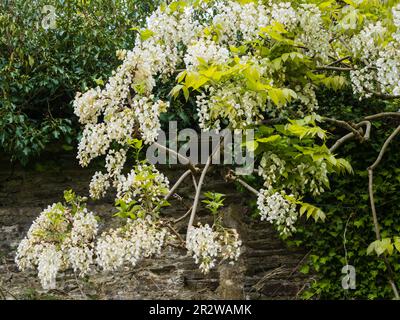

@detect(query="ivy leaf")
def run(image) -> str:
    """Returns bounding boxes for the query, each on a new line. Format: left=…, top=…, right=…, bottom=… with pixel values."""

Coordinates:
left=394, top=237, right=400, bottom=253
left=300, top=264, right=310, bottom=274
left=367, top=240, right=378, bottom=255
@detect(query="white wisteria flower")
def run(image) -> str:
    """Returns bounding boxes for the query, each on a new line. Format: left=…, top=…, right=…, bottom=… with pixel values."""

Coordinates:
left=15, top=203, right=98, bottom=289
left=96, top=217, right=168, bottom=271
left=257, top=189, right=298, bottom=236
left=186, top=224, right=242, bottom=273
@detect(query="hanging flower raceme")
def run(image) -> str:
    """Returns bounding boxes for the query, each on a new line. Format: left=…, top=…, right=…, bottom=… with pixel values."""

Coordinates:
left=186, top=223, right=242, bottom=273
left=256, top=189, right=298, bottom=237
left=96, top=216, right=168, bottom=271
left=15, top=201, right=98, bottom=289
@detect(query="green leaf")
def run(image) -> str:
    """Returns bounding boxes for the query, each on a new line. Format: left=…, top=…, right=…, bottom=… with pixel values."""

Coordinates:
left=300, top=264, right=310, bottom=274
left=140, top=29, right=154, bottom=41
left=28, top=55, right=35, bottom=67
left=182, top=86, right=190, bottom=101
left=169, top=84, right=183, bottom=99
left=394, top=237, right=400, bottom=253
left=367, top=240, right=378, bottom=255
left=245, top=140, right=259, bottom=152
left=256, top=135, right=281, bottom=143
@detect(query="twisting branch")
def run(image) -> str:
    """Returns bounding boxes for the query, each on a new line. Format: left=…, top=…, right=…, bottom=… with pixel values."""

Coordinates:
left=361, top=121, right=372, bottom=140
left=187, top=135, right=226, bottom=231
left=365, top=112, right=400, bottom=121
left=323, top=117, right=365, bottom=142
left=369, top=125, right=400, bottom=171
left=329, top=132, right=355, bottom=153
left=226, top=170, right=259, bottom=196
left=152, top=142, right=199, bottom=175
left=367, top=125, right=400, bottom=299
left=164, top=169, right=191, bottom=201
left=329, top=121, right=371, bottom=153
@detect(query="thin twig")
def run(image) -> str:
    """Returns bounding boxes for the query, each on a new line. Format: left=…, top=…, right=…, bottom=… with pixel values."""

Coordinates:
left=166, top=223, right=185, bottom=247
left=74, top=273, right=87, bottom=298
left=165, top=169, right=191, bottom=201
left=226, top=171, right=259, bottom=196
left=187, top=135, right=226, bottom=230
left=174, top=206, right=192, bottom=224
left=365, top=112, right=400, bottom=121
left=316, top=66, right=353, bottom=71
left=326, top=55, right=352, bottom=67
left=152, top=141, right=199, bottom=175
left=192, top=174, right=198, bottom=191
left=323, top=117, right=364, bottom=141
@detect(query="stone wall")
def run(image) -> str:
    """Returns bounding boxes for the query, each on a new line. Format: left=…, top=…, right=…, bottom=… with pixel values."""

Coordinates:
left=0, top=153, right=310, bottom=300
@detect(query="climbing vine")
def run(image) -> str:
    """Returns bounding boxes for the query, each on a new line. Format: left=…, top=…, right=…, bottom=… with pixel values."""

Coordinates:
left=14, top=0, right=400, bottom=298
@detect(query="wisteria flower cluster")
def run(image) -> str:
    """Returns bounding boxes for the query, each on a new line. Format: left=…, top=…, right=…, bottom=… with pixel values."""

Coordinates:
left=15, top=195, right=170, bottom=290
left=258, top=152, right=329, bottom=197
left=15, top=202, right=98, bottom=289
left=186, top=224, right=242, bottom=273
left=349, top=4, right=400, bottom=99
left=73, top=0, right=340, bottom=176
left=116, top=162, right=170, bottom=213
left=256, top=189, right=298, bottom=237
left=96, top=216, right=168, bottom=271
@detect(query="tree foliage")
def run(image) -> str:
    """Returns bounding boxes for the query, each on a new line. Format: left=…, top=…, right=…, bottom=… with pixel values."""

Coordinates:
left=0, top=0, right=158, bottom=164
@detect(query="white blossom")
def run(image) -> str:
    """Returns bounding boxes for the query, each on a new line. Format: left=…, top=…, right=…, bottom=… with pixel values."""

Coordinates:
left=96, top=217, right=168, bottom=271
left=89, top=171, right=110, bottom=200
left=186, top=224, right=242, bottom=273
left=257, top=189, right=298, bottom=236
left=37, top=245, right=63, bottom=290
left=15, top=203, right=98, bottom=289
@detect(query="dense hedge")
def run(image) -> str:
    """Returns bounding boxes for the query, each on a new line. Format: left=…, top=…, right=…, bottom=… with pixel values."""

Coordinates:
left=0, top=0, right=158, bottom=164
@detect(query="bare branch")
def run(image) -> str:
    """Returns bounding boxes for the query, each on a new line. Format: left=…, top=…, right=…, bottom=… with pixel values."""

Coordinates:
left=326, top=55, right=352, bottom=67
left=191, top=173, right=198, bottom=191
left=368, top=170, right=381, bottom=240
left=365, top=112, right=400, bottom=121
left=165, top=169, right=191, bottom=201
left=226, top=171, right=259, bottom=196
left=174, top=207, right=192, bottom=224
left=187, top=135, right=225, bottom=230
left=329, top=121, right=371, bottom=153
left=363, top=88, right=400, bottom=100
left=329, top=132, right=355, bottom=153
left=316, top=66, right=353, bottom=71
left=360, top=120, right=372, bottom=140
left=323, top=117, right=364, bottom=141
left=369, top=125, right=400, bottom=171
left=165, top=223, right=185, bottom=247
left=152, top=142, right=199, bottom=175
